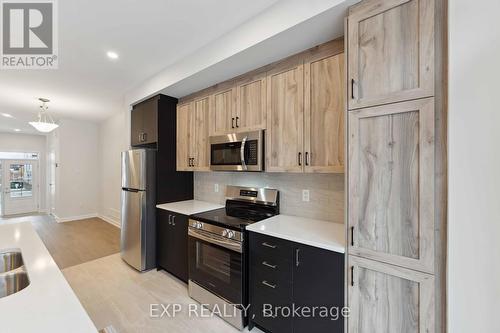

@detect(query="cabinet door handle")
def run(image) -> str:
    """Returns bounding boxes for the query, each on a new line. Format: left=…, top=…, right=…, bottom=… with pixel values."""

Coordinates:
left=262, top=242, right=277, bottom=249
left=295, top=248, right=300, bottom=267
left=168, top=214, right=172, bottom=225
left=298, top=152, right=302, bottom=166
left=172, top=215, right=176, bottom=226
left=232, top=117, right=235, bottom=128
left=351, top=79, right=356, bottom=100
left=142, top=132, right=147, bottom=142
left=262, top=261, right=277, bottom=269
left=138, top=133, right=142, bottom=142
left=262, top=281, right=276, bottom=289
left=351, top=266, right=355, bottom=286
left=236, top=116, right=239, bottom=128
left=305, top=152, right=309, bottom=166
left=351, top=226, right=354, bottom=246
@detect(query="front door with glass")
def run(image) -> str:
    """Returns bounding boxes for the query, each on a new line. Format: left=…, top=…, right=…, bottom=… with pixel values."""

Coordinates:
left=2, top=160, right=39, bottom=215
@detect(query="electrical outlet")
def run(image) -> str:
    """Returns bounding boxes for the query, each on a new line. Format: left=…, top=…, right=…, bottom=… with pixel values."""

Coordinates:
left=302, top=189, right=310, bottom=202
left=214, top=183, right=219, bottom=193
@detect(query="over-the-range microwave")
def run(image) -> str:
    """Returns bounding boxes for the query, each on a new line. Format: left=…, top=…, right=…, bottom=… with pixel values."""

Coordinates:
left=209, top=130, right=264, bottom=171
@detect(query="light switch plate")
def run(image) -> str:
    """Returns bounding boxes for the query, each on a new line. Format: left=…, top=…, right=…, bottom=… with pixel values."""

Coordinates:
left=302, top=189, right=310, bottom=202
left=214, top=183, right=219, bottom=193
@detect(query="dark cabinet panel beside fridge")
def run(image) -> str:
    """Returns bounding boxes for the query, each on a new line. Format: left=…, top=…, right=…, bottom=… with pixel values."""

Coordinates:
left=157, top=209, right=189, bottom=282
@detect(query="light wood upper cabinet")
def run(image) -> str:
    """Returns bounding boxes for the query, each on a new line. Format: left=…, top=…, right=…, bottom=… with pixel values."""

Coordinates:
left=304, top=51, right=345, bottom=173
left=347, top=0, right=434, bottom=110
left=348, top=255, right=435, bottom=333
left=235, top=75, right=267, bottom=132
left=176, top=38, right=345, bottom=174
left=176, top=97, right=210, bottom=172
left=192, top=96, right=210, bottom=171
left=176, top=102, right=193, bottom=171
left=266, top=59, right=304, bottom=173
left=348, top=98, right=435, bottom=273
left=210, top=88, right=236, bottom=136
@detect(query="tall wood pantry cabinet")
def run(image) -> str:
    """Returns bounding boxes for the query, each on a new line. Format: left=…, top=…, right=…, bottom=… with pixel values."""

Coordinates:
left=346, top=0, right=446, bottom=332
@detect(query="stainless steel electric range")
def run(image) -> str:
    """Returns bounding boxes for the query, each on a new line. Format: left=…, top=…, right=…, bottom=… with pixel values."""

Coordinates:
left=188, top=185, right=279, bottom=330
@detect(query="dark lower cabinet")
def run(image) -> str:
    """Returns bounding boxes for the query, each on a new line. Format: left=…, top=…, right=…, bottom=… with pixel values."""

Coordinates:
left=157, top=209, right=188, bottom=282
left=248, top=232, right=344, bottom=333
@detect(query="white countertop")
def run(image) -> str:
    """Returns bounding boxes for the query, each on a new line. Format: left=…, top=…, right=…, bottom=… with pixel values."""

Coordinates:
left=156, top=200, right=224, bottom=216
left=0, top=222, right=97, bottom=333
left=246, top=215, right=345, bottom=253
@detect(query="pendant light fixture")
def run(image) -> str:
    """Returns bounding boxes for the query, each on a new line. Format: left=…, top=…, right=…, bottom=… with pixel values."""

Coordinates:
left=29, top=98, right=59, bottom=133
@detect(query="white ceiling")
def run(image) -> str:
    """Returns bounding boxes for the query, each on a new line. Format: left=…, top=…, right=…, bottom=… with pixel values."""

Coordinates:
left=0, top=0, right=279, bottom=134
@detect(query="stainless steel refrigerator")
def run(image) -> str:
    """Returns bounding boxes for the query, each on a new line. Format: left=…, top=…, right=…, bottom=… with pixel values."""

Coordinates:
left=120, top=149, right=156, bottom=271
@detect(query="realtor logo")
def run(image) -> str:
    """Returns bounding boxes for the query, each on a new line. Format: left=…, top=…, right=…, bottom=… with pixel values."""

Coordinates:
left=1, top=0, right=58, bottom=69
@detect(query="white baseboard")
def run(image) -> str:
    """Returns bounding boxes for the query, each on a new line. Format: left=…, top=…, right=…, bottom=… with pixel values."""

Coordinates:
left=54, top=213, right=98, bottom=223
left=98, top=214, right=121, bottom=228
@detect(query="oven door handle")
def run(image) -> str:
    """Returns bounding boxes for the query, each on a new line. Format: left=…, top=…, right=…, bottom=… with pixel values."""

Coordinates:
left=240, top=136, right=248, bottom=171
left=188, top=228, right=243, bottom=253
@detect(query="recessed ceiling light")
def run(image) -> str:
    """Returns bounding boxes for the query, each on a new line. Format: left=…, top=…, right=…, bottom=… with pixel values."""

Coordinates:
left=1, top=113, right=14, bottom=118
left=106, top=51, right=119, bottom=60
left=14, top=128, right=21, bottom=132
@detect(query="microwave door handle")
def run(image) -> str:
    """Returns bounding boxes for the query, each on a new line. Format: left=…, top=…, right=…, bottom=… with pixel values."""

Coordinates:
left=240, top=136, right=248, bottom=170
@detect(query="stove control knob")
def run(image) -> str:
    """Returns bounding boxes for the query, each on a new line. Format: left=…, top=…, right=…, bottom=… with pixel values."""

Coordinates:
left=226, top=230, right=235, bottom=239
left=196, top=222, right=203, bottom=229
left=222, top=229, right=228, bottom=237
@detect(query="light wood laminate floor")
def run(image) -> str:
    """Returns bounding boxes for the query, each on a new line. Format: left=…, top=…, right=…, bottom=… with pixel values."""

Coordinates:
left=0, top=214, right=120, bottom=269
left=63, top=254, right=263, bottom=333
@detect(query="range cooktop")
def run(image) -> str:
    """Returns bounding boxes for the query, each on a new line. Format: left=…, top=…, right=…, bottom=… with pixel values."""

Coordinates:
left=190, top=206, right=276, bottom=230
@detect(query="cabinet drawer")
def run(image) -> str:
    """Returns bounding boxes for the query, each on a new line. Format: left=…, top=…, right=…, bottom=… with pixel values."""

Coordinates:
left=251, top=267, right=292, bottom=302
left=250, top=252, right=293, bottom=284
left=250, top=292, right=293, bottom=333
left=249, top=232, right=293, bottom=262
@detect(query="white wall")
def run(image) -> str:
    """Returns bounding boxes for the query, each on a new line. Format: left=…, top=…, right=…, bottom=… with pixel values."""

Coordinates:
left=50, top=119, right=100, bottom=221
left=98, top=111, right=128, bottom=227
left=448, top=1, right=500, bottom=332
left=0, top=132, right=47, bottom=211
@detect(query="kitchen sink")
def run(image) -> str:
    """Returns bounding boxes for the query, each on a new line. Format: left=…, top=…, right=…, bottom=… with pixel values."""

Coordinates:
left=0, top=271, right=30, bottom=298
left=0, top=250, right=30, bottom=298
left=0, top=251, right=24, bottom=273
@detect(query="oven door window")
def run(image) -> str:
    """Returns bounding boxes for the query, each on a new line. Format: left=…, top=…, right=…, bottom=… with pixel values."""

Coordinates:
left=211, top=142, right=242, bottom=165
left=189, top=236, right=242, bottom=304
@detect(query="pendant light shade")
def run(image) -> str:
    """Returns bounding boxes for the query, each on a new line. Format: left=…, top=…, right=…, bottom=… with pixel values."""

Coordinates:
left=29, top=98, right=59, bottom=133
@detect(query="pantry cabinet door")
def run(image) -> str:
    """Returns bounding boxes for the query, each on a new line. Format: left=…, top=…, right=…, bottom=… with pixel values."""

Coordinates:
left=348, top=98, right=435, bottom=273
left=348, top=256, right=434, bottom=333
left=211, top=88, right=236, bottom=135
left=347, top=0, right=434, bottom=109
left=176, top=103, right=192, bottom=171
left=304, top=51, right=345, bottom=173
left=235, top=74, right=266, bottom=132
left=193, top=96, right=210, bottom=171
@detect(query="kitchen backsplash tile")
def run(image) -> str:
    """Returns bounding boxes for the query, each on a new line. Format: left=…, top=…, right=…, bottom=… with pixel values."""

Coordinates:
left=194, top=172, right=344, bottom=223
